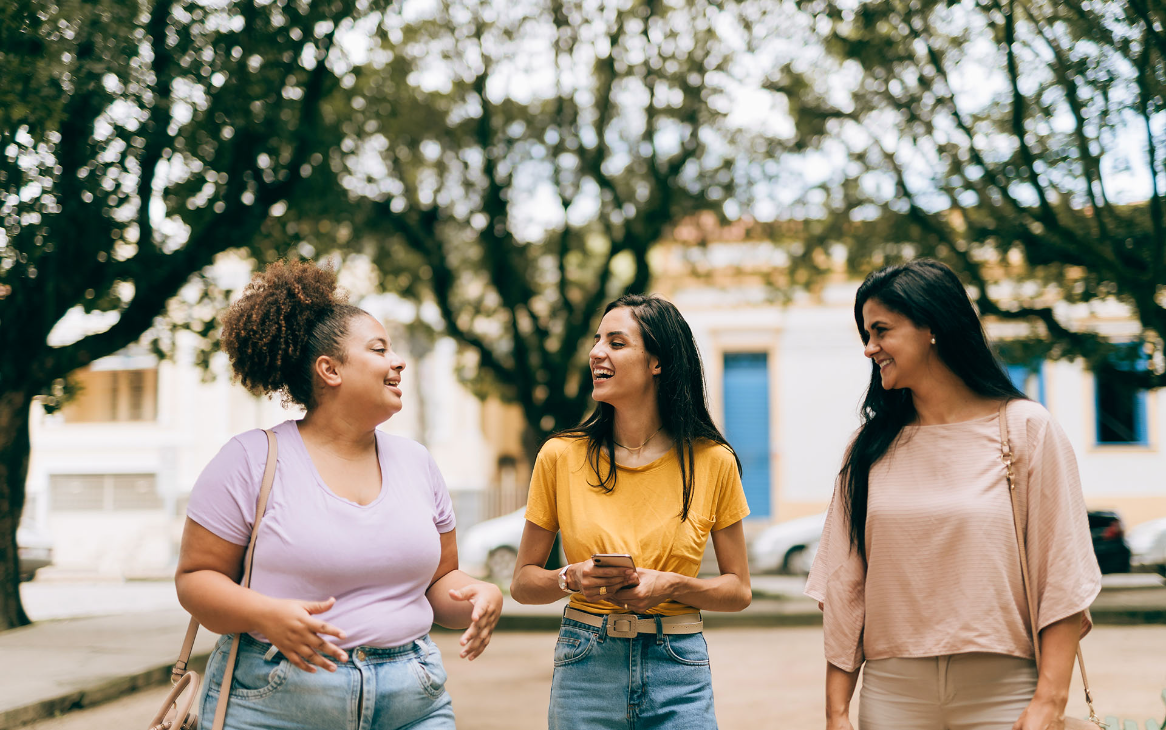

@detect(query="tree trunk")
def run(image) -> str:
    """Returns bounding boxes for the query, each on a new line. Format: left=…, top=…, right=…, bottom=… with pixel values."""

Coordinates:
left=0, top=389, right=32, bottom=630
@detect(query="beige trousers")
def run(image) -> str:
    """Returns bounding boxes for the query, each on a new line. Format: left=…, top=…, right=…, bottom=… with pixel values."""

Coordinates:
left=858, top=654, right=1038, bottom=730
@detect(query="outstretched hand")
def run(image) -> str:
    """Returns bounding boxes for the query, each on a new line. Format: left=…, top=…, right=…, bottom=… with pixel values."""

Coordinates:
left=257, top=596, right=348, bottom=673
left=448, top=582, right=503, bottom=660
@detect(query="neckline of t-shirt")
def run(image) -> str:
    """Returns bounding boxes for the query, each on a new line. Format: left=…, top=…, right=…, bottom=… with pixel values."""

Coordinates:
left=908, top=411, right=1000, bottom=429
left=285, top=420, right=389, bottom=509
left=601, top=448, right=674, bottom=473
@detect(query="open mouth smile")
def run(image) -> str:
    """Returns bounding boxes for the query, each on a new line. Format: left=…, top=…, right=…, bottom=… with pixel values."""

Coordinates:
left=592, top=367, right=614, bottom=381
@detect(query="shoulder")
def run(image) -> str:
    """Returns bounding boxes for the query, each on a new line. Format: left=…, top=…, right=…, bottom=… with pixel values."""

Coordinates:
left=692, top=439, right=739, bottom=470
left=1006, top=397, right=1052, bottom=424
left=1004, top=398, right=1057, bottom=440
left=374, top=431, right=443, bottom=478
left=375, top=430, right=432, bottom=461
left=537, top=436, right=585, bottom=462
left=220, top=426, right=277, bottom=467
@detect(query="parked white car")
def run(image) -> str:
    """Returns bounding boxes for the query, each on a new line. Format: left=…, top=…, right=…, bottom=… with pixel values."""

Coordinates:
left=460, top=507, right=568, bottom=581
left=749, top=512, right=827, bottom=575
left=460, top=508, right=527, bottom=581
left=1128, top=517, right=1166, bottom=576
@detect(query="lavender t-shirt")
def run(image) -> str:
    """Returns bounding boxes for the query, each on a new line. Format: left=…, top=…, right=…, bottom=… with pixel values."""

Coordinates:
left=186, top=419, right=455, bottom=649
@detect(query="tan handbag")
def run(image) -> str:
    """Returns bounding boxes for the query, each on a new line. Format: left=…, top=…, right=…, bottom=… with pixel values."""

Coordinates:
left=998, top=401, right=1106, bottom=730
left=148, top=429, right=279, bottom=730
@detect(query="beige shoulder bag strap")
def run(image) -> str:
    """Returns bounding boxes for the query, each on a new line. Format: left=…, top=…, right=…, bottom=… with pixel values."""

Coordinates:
left=151, top=429, right=279, bottom=730
left=999, top=401, right=1105, bottom=729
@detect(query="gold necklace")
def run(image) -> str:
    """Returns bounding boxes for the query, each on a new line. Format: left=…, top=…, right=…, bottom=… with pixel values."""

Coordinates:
left=614, top=426, right=663, bottom=452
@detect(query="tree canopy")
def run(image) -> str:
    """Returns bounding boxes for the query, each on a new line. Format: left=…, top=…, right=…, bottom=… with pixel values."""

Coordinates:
left=278, top=0, right=769, bottom=449
left=768, top=0, right=1166, bottom=385
left=0, top=0, right=390, bottom=629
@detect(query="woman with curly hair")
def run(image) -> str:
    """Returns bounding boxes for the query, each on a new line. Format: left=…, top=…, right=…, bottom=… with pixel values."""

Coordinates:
left=176, top=260, right=502, bottom=730
left=511, top=293, right=752, bottom=730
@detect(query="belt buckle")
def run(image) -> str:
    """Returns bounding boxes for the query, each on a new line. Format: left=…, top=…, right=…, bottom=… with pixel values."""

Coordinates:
left=607, top=616, right=639, bottom=638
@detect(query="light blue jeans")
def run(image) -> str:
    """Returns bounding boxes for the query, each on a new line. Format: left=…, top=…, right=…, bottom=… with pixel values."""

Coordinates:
left=200, top=633, right=455, bottom=730
left=548, top=612, right=718, bottom=730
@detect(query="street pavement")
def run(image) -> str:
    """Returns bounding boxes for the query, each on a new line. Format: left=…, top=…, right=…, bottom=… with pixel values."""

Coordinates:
left=4, top=575, right=1166, bottom=729
left=12, top=626, right=1166, bottom=730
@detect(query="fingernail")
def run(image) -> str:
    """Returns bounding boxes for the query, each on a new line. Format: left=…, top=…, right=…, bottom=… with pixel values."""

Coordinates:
left=340, top=653, right=348, bottom=662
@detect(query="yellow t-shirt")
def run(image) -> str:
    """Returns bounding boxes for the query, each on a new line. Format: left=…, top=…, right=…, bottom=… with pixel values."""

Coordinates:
left=524, top=436, right=750, bottom=615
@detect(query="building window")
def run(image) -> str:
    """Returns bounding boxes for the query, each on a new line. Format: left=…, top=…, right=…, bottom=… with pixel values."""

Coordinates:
left=1095, top=350, right=1149, bottom=445
left=62, top=368, right=158, bottom=423
left=49, top=474, right=161, bottom=511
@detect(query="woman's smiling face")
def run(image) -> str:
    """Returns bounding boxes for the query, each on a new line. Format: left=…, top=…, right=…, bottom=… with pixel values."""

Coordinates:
left=334, top=314, right=407, bottom=420
left=588, top=306, right=661, bottom=407
left=860, top=298, right=934, bottom=391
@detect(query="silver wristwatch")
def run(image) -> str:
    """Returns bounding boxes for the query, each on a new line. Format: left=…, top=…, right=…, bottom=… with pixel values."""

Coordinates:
left=557, top=565, right=579, bottom=594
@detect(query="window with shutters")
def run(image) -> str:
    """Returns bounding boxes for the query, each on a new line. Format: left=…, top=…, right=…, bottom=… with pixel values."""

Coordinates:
left=49, top=474, right=161, bottom=511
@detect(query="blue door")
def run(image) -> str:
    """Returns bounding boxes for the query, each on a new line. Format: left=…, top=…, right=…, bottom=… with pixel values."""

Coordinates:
left=723, top=353, right=771, bottom=518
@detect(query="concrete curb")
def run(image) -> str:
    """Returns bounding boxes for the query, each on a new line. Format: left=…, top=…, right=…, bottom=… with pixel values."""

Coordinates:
left=0, top=654, right=209, bottom=730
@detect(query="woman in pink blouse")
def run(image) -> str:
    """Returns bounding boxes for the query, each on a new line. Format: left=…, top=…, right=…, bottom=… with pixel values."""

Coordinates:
left=806, top=259, right=1101, bottom=730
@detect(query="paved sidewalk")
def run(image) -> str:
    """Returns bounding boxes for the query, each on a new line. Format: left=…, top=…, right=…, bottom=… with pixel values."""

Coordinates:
left=3, top=579, right=1165, bottom=730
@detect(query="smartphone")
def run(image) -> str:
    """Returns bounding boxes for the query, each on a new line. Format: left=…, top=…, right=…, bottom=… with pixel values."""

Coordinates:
left=591, top=553, right=636, bottom=570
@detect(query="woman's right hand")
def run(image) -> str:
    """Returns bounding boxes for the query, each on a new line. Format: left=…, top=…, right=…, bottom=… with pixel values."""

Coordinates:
left=570, top=560, right=638, bottom=603
left=256, top=596, right=349, bottom=672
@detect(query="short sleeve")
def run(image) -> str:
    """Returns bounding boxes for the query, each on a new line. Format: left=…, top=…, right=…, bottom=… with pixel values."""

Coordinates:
left=524, top=440, right=562, bottom=532
left=186, top=433, right=266, bottom=546
left=711, top=447, right=750, bottom=529
left=427, top=452, right=456, bottom=533
left=805, top=477, right=867, bottom=672
left=1025, top=418, right=1102, bottom=635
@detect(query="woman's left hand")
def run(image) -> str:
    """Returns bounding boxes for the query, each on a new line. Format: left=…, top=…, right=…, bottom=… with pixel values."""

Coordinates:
left=448, top=582, right=503, bottom=660
left=1012, top=697, right=1066, bottom=730
left=612, top=569, right=676, bottom=613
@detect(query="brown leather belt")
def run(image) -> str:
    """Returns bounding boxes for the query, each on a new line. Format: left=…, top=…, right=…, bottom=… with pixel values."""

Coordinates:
left=563, top=607, right=703, bottom=638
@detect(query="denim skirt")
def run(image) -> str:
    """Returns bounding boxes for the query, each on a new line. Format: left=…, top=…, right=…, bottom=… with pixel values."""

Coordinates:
left=548, top=612, right=718, bottom=730
left=200, top=633, right=454, bottom=730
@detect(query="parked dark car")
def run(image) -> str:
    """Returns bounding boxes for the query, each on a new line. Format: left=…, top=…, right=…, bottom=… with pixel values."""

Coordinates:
left=1088, top=510, right=1131, bottom=574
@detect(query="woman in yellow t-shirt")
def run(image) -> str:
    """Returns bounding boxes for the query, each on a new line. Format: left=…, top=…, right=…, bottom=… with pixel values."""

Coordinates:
left=511, top=293, right=752, bottom=730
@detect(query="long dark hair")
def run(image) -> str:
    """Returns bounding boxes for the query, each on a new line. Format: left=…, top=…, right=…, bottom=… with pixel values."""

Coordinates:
left=842, top=259, right=1025, bottom=559
left=556, top=294, right=742, bottom=522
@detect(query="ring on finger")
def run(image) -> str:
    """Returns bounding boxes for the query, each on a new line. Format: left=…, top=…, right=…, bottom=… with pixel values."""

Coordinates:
left=599, top=585, right=607, bottom=596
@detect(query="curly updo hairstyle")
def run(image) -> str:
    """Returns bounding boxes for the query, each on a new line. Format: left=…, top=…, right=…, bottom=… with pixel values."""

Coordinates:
left=220, top=260, right=367, bottom=408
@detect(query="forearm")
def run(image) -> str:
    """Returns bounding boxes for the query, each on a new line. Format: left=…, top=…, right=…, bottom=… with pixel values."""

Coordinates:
left=1032, top=611, right=1083, bottom=708
left=427, top=570, right=484, bottom=629
left=826, top=661, right=861, bottom=721
left=511, top=564, right=569, bottom=605
left=666, top=571, right=751, bottom=612
left=175, top=570, right=275, bottom=635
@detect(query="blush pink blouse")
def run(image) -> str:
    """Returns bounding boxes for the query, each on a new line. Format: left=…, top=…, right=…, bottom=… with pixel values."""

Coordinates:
left=805, top=399, right=1101, bottom=672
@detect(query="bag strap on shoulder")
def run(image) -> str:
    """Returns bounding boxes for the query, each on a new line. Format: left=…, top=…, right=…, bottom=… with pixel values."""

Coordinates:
left=170, top=429, right=279, bottom=730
